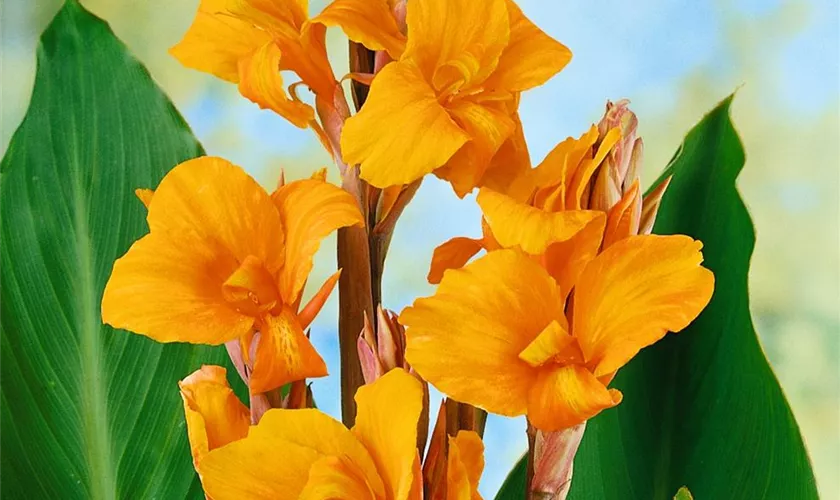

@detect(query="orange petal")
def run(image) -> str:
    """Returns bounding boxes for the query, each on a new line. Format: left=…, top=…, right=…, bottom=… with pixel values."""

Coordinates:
left=299, top=455, right=379, bottom=500
left=477, top=188, right=602, bottom=254
left=135, top=188, right=154, bottom=209
left=573, top=235, right=715, bottom=376
left=433, top=99, right=516, bottom=198
left=352, top=369, right=424, bottom=500
left=314, top=0, right=406, bottom=59
left=478, top=111, right=534, bottom=203
left=483, top=1, right=572, bottom=92
left=297, top=269, right=342, bottom=329
left=272, top=178, right=363, bottom=303
left=567, top=127, right=621, bottom=210
left=447, top=431, right=485, bottom=500
left=402, top=249, right=565, bottom=417
left=518, top=320, right=574, bottom=368
left=602, top=179, right=641, bottom=248
left=527, top=364, right=623, bottom=431
left=238, top=42, right=315, bottom=128
left=170, top=0, right=273, bottom=83
left=343, top=61, right=469, bottom=188
left=201, top=408, right=384, bottom=500
left=542, top=214, right=606, bottom=301
left=221, top=255, right=281, bottom=317
left=102, top=232, right=254, bottom=344
left=249, top=309, right=329, bottom=393
left=145, top=156, right=285, bottom=273
left=427, top=237, right=484, bottom=284
left=404, top=0, right=509, bottom=91
left=179, top=365, right=250, bottom=470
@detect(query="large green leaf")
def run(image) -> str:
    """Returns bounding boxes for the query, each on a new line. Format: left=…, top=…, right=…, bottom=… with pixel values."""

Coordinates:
left=495, top=97, right=817, bottom=499
left=0, top=1, right=231, bottom=498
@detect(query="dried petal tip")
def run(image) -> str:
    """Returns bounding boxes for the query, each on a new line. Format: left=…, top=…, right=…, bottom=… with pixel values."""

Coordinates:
left=597, top=99, right=639, bottom=188
left=357, top=306, right=414, bottom=384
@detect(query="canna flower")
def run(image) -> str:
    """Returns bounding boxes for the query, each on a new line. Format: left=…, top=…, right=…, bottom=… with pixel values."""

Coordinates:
left=337, top=0, right=572, bottom=195
left=102, top=156, right=363, bottom=393
left=196, top=369, right=484, bottom=499
left=179, top=365, right=250, bottom=472
left=402, top=242, right=714, bottom=431
left=402, top=104, right=714, bottom=430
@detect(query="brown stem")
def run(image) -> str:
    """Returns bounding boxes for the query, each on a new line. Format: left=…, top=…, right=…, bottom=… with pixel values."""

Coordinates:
left=444, top=399, right=488, bottom=438
left=526, top=422, right=538, bottom=499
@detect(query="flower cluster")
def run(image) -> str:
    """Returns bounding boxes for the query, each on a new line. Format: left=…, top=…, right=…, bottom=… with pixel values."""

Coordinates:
left=102, top=0, right=714, bottom=497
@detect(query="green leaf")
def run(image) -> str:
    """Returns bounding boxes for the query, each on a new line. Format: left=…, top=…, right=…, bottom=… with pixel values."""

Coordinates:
left=0, top=2, right=233, bottom=498
left=495, top=452, right=528, bottom=499
left=570, top=96, right=817, bottom=498
left=493, top=97, right=817, bottom=499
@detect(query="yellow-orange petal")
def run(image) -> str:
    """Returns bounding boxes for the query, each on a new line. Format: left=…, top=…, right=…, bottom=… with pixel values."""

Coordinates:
left=531, top=126, right=599, bottom=207
left=602, top=179, right=642, bottom=248
left=542, top=214, right=606, bottom=301
left=102, top=233, right=254, bottom=344
left=483, top=1, right=572, bottom=92
left=352, top=369, right=423, bottom=500
left=477, top=188, right=602, bottom=254
left=567, top=127, right=622, bottom=210
left=299, top=456, right=378, bottom=500
left=237, top=42, right=314, bottom=128
left=272, top=178, right=363, bottom=304
left=447, top=431, right=485, bottom=500
left=403, top=0, right=509, bottom=91
left=518, top=319, right=574, bottom=368
left=527, top=364, right=623, bottom=431
left=180, top=365, right=250, bottom=470
left=135, top=188, right=154, bottom=209
left=574, top=235, right=715, bottom=377
left=170, top=0, right=273, bottom=83
left=227, top=0, right=308, bottom=39
left=478, top=111, right=533, bottom=203
left=433, top=99, right=516, bottom=198
left=427, top=237, right=484, bottom=284
left=343, top=61, right=469, bottom=188
left=201, top=407, right=384, bottom=500
left=314, top=0, right=406, bottom=59
left=298, top=269, right=342, bottom=329
left=249, top=308, right=328, bottom=393
left=402, top=249, right=565, bottom=417
left=146, top=156, right=286, bottom=273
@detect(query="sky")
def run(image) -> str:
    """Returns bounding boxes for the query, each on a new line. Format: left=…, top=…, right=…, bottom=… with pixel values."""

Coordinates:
left=2, top=0, right=838, bottom=496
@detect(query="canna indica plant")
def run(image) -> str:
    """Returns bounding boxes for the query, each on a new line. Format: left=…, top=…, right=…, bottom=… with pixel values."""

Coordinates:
left=0, top=0, right=818, bottom=498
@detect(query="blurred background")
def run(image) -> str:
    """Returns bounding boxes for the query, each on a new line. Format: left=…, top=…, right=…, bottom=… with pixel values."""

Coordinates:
left=2, top=0, right=838, bottom=496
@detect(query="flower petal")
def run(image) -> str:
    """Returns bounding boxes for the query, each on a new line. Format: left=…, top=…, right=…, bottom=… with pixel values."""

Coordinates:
left=518, top=319, right=574, bottom=368
left=179, top=365, right=250, bottom=469
left=170, top=0, right=273, bottom=83
left=447, top=431, right=485, bottom=500
left=402, top=249, right=565, bottom=416
left=542, top=214, right=606, bottom=301
left=477, top=188, right=602, bottom=254
left=102, top=233, right=254, bottom=344
left=201, top=407, right=384, bottom=500
left=433, top=99, right=516, bottom=197
left=352, top=369, right=424, bottom=500
left=343, top=61, right=469, bottom=188
left=573, top=235, right=715, bottom=376
left=249, top=309, right=329, bottom=393
left=238, top=42, right=315, bottom=128
left=483, top=1, right=571, bottom=92
left=427, top=237, right=484, bottom=284
left=272, top=178, right=364, bottom=304
left=403, top=0, right=509, bottom=90
left=135, top=188, right=154, bottom=209
left=314, top=0, right=406, bottom=59
left=299, top=455, right=378, bottom=500
left=146, top=156, right=285, bottom=272
left=527, top=364, right=622, bottom=431
left=478, top=111, right=533, bottom=203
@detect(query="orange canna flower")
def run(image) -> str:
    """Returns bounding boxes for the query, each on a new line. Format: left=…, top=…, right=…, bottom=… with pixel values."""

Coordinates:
left=337, top=0, right=571, bottom=195
left=402, top=241, right=714, bottom=431
left=179, top=365, right=250, bottom=473
left=101, top=156, right=363, bottom=393
left=170, top=0, right=343, bottom=130
left=403, top=104, right=714, bottom=431
left=196, top=369, right=484, bottom=499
